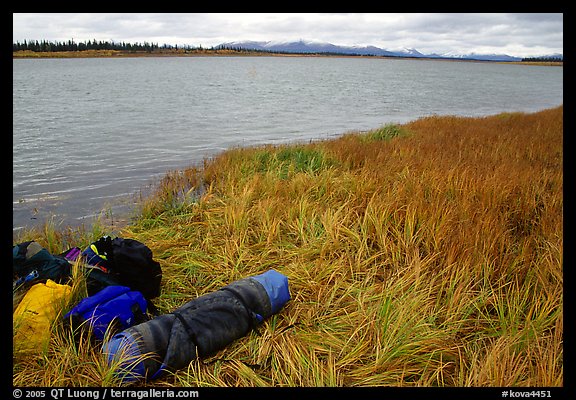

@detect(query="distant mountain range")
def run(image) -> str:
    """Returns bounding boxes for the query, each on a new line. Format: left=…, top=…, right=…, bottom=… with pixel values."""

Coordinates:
left=216, top=40, right=563, bottom=62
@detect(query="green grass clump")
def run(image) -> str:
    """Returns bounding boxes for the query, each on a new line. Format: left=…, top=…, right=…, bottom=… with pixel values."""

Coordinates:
left=254, top=147, right=335, bottom=179
left=13, top=106, right=563, bottom=387
left=360, top=123, right=408, bottom=142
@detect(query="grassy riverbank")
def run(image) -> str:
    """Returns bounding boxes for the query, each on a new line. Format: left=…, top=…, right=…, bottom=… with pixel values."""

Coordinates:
left=12, top=49, right=563, bottom=66
left=13, top=106, right=563, bottom=387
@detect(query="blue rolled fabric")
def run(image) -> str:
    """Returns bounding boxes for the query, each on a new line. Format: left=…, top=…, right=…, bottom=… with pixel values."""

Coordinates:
left=103, top=330, right=146, bottom=381
left=251, top=269, right=291, bottom=314
left=103, top=269, right=290, bottom=382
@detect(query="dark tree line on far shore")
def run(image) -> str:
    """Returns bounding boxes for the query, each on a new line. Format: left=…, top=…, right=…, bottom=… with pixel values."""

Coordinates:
left=521, top=56, right=563, bottom=62
left=13, top=39, right=193, bottom=53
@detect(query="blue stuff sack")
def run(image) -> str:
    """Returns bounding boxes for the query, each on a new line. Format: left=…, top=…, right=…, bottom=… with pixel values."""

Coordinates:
left=64, top=285, right=149, bottom=341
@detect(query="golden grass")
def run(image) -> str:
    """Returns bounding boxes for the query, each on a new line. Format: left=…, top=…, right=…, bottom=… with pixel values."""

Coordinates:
left=13, top=106, right=563, bottom=387
left=13, top=50, right=123, bottom=58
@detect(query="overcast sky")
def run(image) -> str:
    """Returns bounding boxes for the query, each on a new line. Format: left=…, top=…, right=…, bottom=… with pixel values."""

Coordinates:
left=12, top=13, right=563, bottom=57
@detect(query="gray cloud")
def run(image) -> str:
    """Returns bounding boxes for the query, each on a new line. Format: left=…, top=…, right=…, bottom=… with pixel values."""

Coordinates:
left=13, top=13, right=563, bottom=57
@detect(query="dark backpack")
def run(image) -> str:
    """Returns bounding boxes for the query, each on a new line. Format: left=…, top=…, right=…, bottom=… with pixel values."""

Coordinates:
left=64, top=285, right=149, bottom=341
left=111, top=237, right=162, bottom=299
left=82, top=236, right=162, bottom=301
left=13, top=241, right=71, bottom=288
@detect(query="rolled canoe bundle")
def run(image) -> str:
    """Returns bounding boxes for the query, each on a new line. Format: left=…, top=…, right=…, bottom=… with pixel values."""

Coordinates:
left=104, top=269, right=290, bottom=382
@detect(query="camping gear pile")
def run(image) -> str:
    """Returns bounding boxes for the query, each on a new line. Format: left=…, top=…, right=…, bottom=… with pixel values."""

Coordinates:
left=13, top=236, right=162, bottom=353
left=12, top=237, right=291, bottom=383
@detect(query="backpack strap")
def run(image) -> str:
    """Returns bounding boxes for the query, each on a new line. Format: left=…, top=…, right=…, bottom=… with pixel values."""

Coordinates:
left=172, top=311, right=199, bottom=359
left=219, top=287, right=262, bottom=334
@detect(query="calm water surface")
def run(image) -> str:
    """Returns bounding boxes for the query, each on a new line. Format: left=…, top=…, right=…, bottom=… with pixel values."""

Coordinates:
left=13, top=56, right=563, bottom=231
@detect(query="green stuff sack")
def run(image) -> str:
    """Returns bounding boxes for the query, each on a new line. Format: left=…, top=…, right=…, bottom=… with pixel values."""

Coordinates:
left=13, top=241, right=71, bottom=288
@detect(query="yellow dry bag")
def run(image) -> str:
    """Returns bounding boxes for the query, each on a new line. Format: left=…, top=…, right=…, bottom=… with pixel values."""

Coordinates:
left=13, top=279, right=72, bottom=354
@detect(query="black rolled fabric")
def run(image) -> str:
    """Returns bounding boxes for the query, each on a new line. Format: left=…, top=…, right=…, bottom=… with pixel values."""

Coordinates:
left=104, top=269, right=290, bottom=382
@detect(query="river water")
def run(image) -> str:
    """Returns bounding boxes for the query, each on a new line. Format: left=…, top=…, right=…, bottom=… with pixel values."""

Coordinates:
left=13, top=56, right=563, bottom=231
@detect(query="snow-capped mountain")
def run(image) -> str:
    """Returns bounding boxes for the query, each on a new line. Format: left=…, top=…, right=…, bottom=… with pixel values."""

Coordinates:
left=218, top=40, right=400, bottom=57
left=388, top=47, right=426, bottom=57
left=215, top=40, right=541, bottom=62
left=432, top=51, right=522, bottom=62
